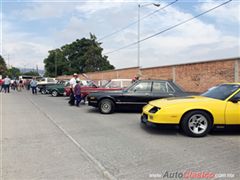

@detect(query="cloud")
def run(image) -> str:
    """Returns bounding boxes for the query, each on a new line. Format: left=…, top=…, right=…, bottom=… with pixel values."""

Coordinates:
left=198, top=0, right=240, bottom=23
left=75, top=0, right=125, bottom=15
left=2, top=0, right=239, bottom=71
left=16, top=2, right=76, bottom=21
left=2, top=19, right=53, bottom=69
left=101, top=1, right=239, bottom=68
left=3, top=41, right=51, bottom=69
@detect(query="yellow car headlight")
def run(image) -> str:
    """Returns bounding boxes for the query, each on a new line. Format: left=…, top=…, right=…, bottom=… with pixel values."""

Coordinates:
left=149, top=106, right=161, bottom=113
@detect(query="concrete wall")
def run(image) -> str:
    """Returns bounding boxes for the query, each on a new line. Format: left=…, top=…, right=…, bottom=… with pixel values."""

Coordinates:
left=57, top=57, right=240, bottom=93
left=236, top=59, right=240, bottom=82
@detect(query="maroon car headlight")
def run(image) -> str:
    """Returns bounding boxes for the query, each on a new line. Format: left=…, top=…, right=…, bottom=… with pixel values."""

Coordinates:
left=89, top=96, right=96, bottom=100
left=149, top=107, right=161, bottom=113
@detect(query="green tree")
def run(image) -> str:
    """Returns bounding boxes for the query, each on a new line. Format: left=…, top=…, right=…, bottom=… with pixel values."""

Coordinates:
left=82, top=34, right=114, bottom=72
left=7, top=67, right=21, bottom=78
left=44, top=33, right=114, bottom=76
left=44, top=49, right=69, bottom=77
left=0, top=55, right=7, bottom=75
left=23, top=71, right=40, bottom=77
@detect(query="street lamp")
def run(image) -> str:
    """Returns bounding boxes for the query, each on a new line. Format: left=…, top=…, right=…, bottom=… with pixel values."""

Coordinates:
left=137, top=3, right=160, bottom=70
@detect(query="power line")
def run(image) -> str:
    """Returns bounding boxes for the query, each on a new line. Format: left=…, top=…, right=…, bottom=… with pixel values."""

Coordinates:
left=99, top=0, right=179, bottom=41
left=104, top=0, right=232, bottom=55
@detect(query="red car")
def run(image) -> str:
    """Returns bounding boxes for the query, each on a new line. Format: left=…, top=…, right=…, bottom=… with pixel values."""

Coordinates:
left=64, top=79, right=132, bottom=101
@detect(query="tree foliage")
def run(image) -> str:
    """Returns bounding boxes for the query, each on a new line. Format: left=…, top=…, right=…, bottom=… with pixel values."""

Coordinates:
left=0, top=55, right=7, bottom=75
left=7, top=67, right=21, bottom=78
left=23, top=71, right=40, bottom=77
left=44, top=33, right=114, bottom=77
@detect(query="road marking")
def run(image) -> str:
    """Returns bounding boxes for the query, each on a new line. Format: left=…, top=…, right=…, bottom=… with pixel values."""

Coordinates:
left=27, top=97, right=117, bottom=180
left=0, top=92, right=3, bottom=180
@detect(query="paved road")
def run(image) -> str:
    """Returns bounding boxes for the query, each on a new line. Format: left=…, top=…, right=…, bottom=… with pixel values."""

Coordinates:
left=1, top=90, right=240, bottom=180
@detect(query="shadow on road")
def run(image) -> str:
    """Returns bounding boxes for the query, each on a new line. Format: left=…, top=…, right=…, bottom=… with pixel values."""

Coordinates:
left=140, top=123, right=240, bottom=137
left=210, top=128, right=240, bottom=136
left=87, top=108, right=142, bottom=114
left=140, top=123, right=180, bottom=136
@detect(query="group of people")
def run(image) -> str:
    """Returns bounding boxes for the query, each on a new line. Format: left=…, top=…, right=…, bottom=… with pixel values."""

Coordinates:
left=0, top=76, right=38, bottom=94
left=68, top=73, right=82, bottom=107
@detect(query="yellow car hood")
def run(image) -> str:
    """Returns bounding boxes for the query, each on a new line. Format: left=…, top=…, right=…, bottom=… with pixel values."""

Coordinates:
left=149, top=96, right=220, bottom=108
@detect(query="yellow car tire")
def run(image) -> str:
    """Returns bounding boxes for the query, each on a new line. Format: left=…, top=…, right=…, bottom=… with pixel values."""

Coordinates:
left=181, top=110, right=213, bottom=137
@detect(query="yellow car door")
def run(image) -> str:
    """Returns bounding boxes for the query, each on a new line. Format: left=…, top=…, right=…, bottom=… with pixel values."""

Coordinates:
left=225, top=91, right=240, bottom=125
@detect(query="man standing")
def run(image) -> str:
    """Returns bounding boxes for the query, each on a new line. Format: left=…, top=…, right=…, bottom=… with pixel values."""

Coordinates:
left=3, top=76, right=11, bottom=93
left=30, top=77, right=38, bottom=94
left=70, top=73, right=78, bottom=89
left=68, top=73, right=78, bottom=105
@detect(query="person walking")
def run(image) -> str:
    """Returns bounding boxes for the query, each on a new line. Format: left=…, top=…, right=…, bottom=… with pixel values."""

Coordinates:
left=30, top=78, right=38, bottom=94
left=3, top=76, right=11, bottom=93
left=18, top=78, right=24, bottom=91
left=13, top=80, right=18, bottom=91
left=74, top=79, right=81, bottom=107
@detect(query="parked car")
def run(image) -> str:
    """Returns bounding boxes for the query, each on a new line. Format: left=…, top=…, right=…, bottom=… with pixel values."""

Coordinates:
left=141, top=83, right=240, bottom=137
left=87, top=80, right=191, bottom=114
left=37, top=77, right=57, bottom=94
left=45, top=81, right=69, bottom=97
left=64, top=79, right=132, bottom=101
left=64, top=80, right=98, bottom=97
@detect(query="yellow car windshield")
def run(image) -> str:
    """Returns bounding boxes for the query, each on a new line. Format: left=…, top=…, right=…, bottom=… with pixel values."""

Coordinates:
left=201, top=84, right=240, bottom=100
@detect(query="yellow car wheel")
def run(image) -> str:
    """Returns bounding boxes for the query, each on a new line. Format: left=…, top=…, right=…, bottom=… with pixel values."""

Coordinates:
left=181, top=110, right=213, bottom=137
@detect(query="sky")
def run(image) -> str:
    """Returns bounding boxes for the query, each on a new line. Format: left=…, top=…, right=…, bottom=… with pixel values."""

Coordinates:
left=1, top=0, right=240, bottom=70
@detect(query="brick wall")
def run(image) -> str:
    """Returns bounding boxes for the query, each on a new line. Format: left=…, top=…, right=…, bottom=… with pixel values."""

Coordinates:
left=57, top=57, right=240, bottom=92
left=174, top=60, right=235, bottom=92
left=141, top=66, right=173, bottom=80
left=86, top=67, right=139, bottom=81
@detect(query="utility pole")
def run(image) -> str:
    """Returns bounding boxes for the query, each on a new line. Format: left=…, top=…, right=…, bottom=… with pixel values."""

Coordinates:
left=7, top=54, right=10, bottom=68
left=55, top=58, right=57, bottom=77
left=137, top=3, right=160, bottom=76
left=36, top=65, right=39, bottom=74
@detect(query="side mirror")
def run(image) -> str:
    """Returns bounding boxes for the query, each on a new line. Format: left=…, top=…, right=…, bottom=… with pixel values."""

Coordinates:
left=230, top=97, right=240, bottom=103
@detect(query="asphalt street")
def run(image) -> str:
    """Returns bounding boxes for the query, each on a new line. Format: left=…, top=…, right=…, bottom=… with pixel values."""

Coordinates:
left=1, top=90, right=240, bottom=180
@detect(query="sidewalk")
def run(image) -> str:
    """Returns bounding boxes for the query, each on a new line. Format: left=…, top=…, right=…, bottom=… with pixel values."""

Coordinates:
left=1, top=91, right=104, bottom=180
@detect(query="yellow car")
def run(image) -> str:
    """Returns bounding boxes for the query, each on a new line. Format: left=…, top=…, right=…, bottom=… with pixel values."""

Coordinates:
left=141, top=83, right=240, bottom=137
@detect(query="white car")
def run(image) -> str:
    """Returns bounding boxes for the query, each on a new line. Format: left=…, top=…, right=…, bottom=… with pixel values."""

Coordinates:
left=103, top=79, right=132, bottom=89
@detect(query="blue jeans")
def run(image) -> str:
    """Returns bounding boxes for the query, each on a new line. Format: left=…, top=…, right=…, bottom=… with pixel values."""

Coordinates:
left=31, top=87, right=37, bottom=94
left=75, top=95, right=81, bottom=106
left=4, top=84, right=10, bottom=93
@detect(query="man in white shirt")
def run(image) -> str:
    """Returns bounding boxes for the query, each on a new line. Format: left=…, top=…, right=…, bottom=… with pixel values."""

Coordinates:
left=30, top=78, right=38, bottom=94
left=68, top=73, right=78, bottom=105
left=69, top=73, right=78, bottom=89
left=4, top=76, right=11, bottom=93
